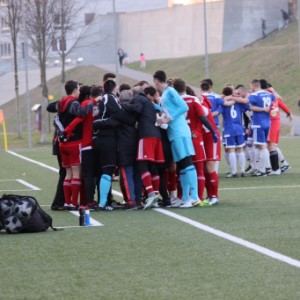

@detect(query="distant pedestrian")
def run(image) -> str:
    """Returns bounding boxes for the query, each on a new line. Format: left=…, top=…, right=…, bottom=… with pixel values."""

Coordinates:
left=139, top=53, right=146, bottom=70
left=261, top=18, right=266, bottom=38
left=281, top=9, right=289, bottom=28
left=117, top=48, right=125, bottom=68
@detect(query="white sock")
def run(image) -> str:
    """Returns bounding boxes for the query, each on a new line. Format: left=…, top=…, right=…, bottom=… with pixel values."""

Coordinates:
left=237, top=152, right=246, bottom=173
left=248, top=146, right=255, bottom=168
left=229, top=152, right=237, bottom=174
left=244, top=147, right=250, bottom=161
left=225, top=151, right=230, bottom=169
left=259, top=149, right=269, bottom=172
left=277, top=147, right=288, bottom=165
left=266, top=150, right=271, bottom=169
left=170, top=190, right=177, bottom=198
left=254, top=147, right=260, bottom=170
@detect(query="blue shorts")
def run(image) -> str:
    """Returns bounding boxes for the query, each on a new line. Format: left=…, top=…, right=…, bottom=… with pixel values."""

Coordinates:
left=170, top=136, right=195, bottom=162
left=224, top=134, right=245, bottom=149
left=251, top=125, right=269, bottom=145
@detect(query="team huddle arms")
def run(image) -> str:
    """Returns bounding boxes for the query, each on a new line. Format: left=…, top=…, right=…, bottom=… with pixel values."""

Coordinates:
left=47, top=72, right=292, bottom=212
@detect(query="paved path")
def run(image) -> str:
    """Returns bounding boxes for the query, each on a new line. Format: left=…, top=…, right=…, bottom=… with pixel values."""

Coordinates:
left=98, top=63, right=154, bottom=85
left=0, top=66, right=74, bottom=106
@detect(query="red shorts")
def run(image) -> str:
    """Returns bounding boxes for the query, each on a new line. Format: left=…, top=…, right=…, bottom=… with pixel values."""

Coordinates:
left=268, top=119, right=280, bottom=144
left=136, top=137, right=165, bottom=163
left=203, top=132, right=221, bottom=161
left=192, top=138, right=206, bottom=162
left=59, top=141, right=82, bottom=168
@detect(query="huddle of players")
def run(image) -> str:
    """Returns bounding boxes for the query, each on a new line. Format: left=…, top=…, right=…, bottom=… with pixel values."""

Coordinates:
left=201, top=78, right=292, bottom=179
left=51, top=72, right=292, bottom=211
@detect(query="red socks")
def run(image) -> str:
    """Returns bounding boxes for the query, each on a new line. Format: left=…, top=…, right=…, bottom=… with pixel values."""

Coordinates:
left=151, top=175, right=160, bottom=194
left=71, top=178, right=81, bottom=206
left=141, top=172, right=154, bottom=195
left=194, top=161, right=205, bottom=200
left=205, top=171, right=219, bottom=198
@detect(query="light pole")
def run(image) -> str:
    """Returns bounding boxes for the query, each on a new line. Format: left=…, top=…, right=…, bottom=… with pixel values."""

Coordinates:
left=112, top=0, right=119, bottom=85
left=22, top=1, right=32, bottom=150
left=203, top=0, right=209, bottom=78
left=298, top=0, right=300, bottom=65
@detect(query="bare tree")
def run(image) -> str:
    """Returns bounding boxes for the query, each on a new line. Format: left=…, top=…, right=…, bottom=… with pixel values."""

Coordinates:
left=25, top=0, right=57, bottom=143
left=55, top=0, right=74, bottom=86
left=4, top=0, right=22, bottom=139
left=54, top=0, right=86, bottom=90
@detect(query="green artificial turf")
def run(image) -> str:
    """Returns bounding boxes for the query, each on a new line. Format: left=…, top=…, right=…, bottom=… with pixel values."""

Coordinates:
left=0, top=138, right=300, bottom=299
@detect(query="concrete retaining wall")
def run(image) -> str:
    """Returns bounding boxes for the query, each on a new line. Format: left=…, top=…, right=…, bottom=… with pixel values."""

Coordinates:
left=70, top=14, right=116, bottom=65
left=222, top=0, right=288, bottom=51
left=70, top=0, right=289, bottom=64
left=119, top=1, right=225, bottom=61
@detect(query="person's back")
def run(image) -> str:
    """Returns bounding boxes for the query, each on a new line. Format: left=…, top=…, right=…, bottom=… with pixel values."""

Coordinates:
left=282, top=9, right=289, bottom=21
left=122, top=88, right=164, bottom=210
left=57, top=80, right=82, bottom=210
left=92, top=79, right=122, bottom=211
left=94, top=81, right=121, bottom=137
left=161, top=85, right=190, bottom=140
left=201, top=82, right=224, bottom=127
left=114, top=92, right=139, bottom=167
left=58, top=95, right=82, bottom=142
left=182, top=94, right=205, bottom=137
left=123, top=92, right=161, bottom=139
left=248, top=90, right=274, bottom=128
left=219, top=87, right=248, bottom=137
left=154, top=70, right=199, bottom=208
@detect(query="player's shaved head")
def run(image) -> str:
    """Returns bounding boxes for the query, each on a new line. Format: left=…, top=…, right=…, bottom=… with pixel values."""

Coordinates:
left=251, top=79, right=261, bottom=89
left=173, top=78, right=186, bottom=94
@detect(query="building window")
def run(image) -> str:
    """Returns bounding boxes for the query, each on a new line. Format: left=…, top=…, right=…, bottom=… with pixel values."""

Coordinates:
left=0, top=43, right=11, bottom=57
left=54, top=14, right=60, bottom=25
left=51, top=38, right=67, bottom=52
left=85, top=13, right=95, bottom=25
left=51, top=38, right=58, bottom=51
left=53, top=13, right=61, bottom=30
left=0, top=0, right=8, bottom=6
left=59, top=39, right=66, bottom=51
left=1, top=16, right=9, bottom=30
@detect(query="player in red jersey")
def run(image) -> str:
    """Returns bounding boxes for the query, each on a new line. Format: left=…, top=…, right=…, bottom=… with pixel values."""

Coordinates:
left=200, top=94, right=222, bottom=205
left=173, top=79, right=218, bottom=203
left=122, top=85, right=165, bottom=209
left=261, top=80, right=293, bottom=174
left=56, top=81, right=84, bottom=209
left=62, top=85, right=102, bottom=208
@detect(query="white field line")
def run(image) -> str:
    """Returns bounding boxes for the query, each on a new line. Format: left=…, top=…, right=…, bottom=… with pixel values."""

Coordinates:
left=6, top=151, right=297, bottom=192
left=16, top=179, right=41, bottom=191
left=7, top=151, right=101, bottom=227
left=56, top=225, right=100, bottom=229
left=7, top=151, right=300, bottom=268
left=69, top=211, right=103, bottom=226
left=153, top=208, right=300, bottom=269
left=220, top=185, right=300, bottom=191
left=39, top=205, right=103, bottom=228
left=0, top=178, right=41, bottom=192
left=7, top=150, right=59, bottom=173
left=0, top=189, right=38, bottom=192
left=113, top=191, right=300, bottom=268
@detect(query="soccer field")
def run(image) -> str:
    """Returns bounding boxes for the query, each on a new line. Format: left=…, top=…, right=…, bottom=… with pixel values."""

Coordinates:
left=0, top=137, right=300, bottom=300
